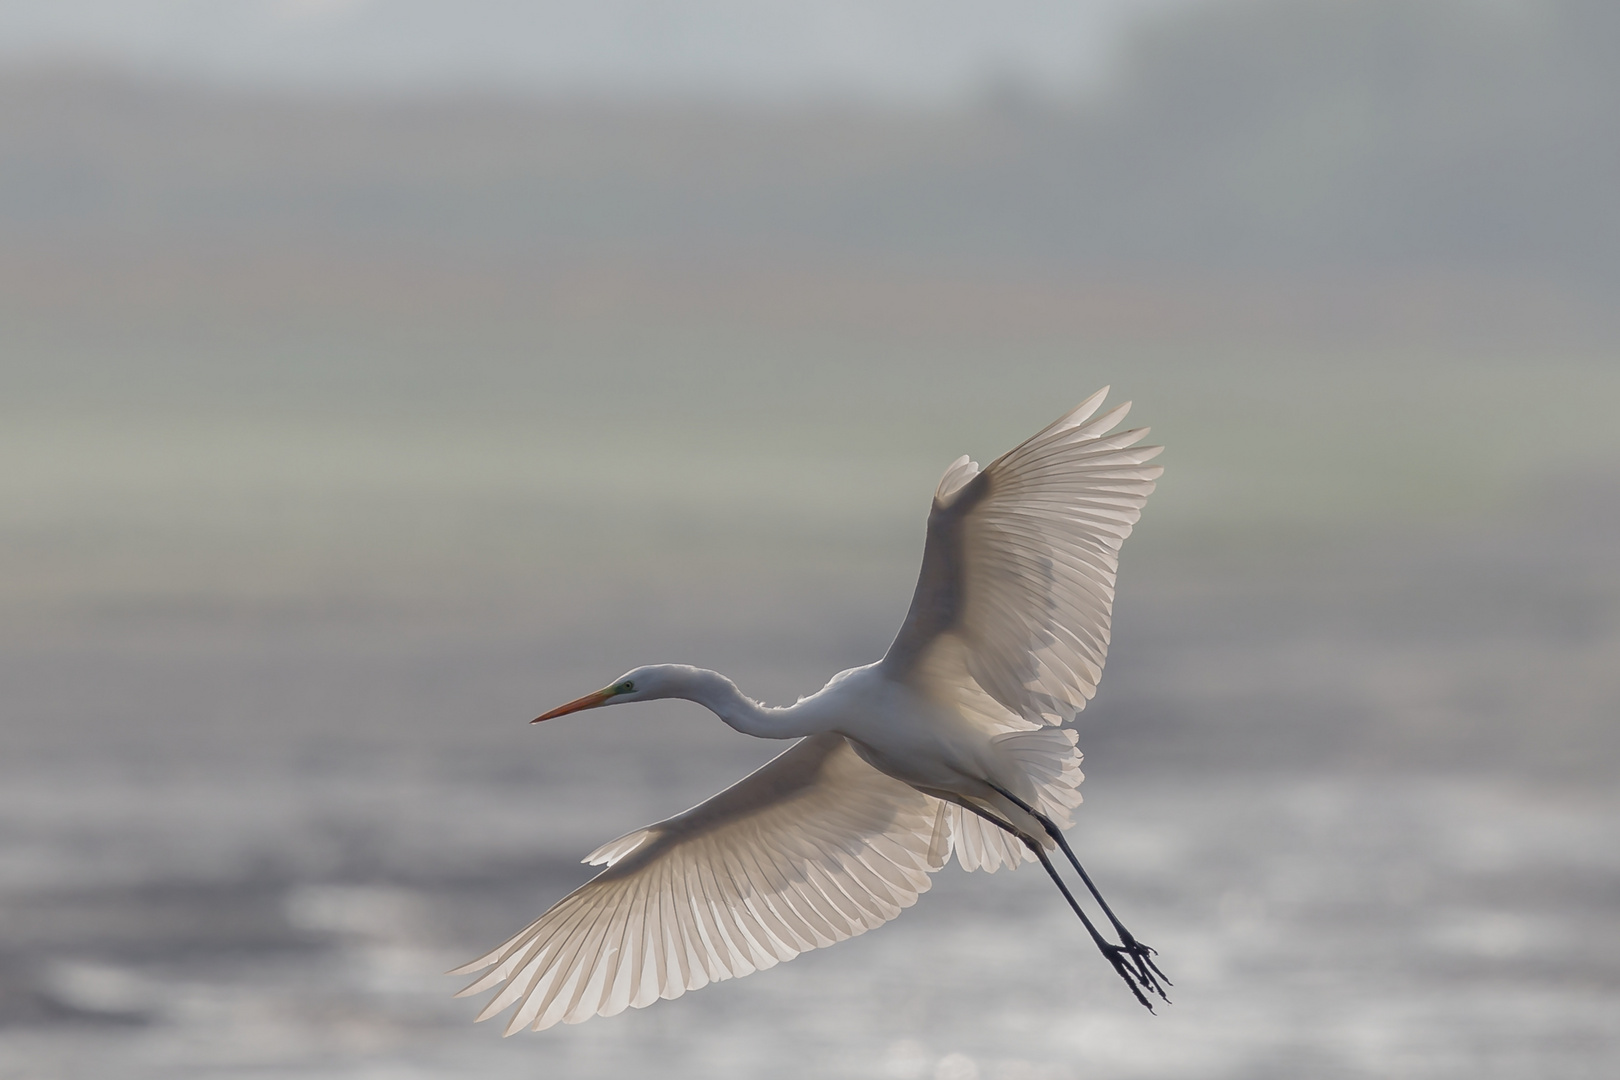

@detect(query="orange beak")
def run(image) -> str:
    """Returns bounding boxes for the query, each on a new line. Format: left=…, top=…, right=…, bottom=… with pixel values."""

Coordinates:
left=532, top=687, right=616, bottom=724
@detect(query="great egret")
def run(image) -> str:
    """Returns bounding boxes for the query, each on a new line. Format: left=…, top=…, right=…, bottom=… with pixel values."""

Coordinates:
left=453, top=387, right=1167, bottom=1033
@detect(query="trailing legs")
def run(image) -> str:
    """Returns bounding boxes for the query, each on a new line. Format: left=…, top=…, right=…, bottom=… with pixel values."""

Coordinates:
left=984, top=781, right=1170, bottom=1000
left=960, top=802, right=1163, bottom=1011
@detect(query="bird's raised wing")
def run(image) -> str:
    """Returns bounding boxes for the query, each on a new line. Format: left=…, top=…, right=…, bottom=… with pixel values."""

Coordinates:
left=883, top=388, right=1163, bottom=727
left=451, top=733, right=947, bottom=1033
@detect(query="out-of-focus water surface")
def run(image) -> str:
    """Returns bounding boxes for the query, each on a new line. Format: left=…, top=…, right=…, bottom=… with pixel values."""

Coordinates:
left=4, top=2, right=1620, bottom=1077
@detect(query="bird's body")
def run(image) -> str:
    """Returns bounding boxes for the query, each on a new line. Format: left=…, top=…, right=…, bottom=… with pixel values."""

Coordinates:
left=454, top=388, right=1167, bottom=1033
left=833, top=664, right=1062, bottom=828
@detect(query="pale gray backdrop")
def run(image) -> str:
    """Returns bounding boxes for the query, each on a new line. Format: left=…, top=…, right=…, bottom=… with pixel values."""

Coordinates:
left=2, top=2, right=1617, bottom=1078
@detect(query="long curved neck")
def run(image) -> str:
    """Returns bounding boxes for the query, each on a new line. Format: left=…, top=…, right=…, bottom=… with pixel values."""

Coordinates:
left=673, top=668, right=824, bottom=740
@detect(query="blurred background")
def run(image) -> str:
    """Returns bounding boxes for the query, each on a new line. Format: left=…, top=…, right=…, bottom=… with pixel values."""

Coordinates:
left=2, top=1, right=1617, bottom=1077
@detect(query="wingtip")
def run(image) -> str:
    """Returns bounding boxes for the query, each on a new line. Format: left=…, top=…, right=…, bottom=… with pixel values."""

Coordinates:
left=1069, top=386, right=1110, bottom=423
left=1054, top=388, right=1119, bottom=437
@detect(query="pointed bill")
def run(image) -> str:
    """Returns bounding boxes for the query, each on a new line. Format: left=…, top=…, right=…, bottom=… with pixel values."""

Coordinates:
left=532, top=687, right=615, bottom=723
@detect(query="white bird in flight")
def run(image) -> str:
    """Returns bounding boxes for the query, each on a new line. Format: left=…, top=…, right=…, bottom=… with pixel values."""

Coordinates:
left=452, top=388, right=1168, bottom=1033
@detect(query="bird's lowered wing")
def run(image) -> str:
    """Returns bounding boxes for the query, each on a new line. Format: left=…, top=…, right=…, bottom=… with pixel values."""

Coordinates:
left=452, top=733, right=947, bottom=1033
left=883, top=388, right=1163, bottom=728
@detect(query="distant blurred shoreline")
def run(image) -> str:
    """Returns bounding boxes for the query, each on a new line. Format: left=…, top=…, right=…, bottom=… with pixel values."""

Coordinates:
left=7, top=0, right=1620, bottom=287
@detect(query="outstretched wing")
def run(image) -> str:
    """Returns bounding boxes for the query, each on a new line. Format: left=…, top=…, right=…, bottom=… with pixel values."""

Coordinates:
left=451, top=733, right=947, bottom=1033
left=883, top=387, right=1164, bottom=727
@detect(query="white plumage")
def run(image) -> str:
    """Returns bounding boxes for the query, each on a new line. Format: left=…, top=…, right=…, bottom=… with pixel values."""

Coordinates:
left=452, top=387, right=1167, bottom=1031
left=453, top=734, right=942, bottom=1033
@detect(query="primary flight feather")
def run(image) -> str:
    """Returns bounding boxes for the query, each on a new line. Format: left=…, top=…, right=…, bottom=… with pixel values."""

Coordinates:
left=452, top=388, right=1167, bottom=1033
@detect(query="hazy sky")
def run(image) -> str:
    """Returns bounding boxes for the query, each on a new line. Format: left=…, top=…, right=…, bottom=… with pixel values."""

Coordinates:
left=0, top=0, right=1196, bottom=102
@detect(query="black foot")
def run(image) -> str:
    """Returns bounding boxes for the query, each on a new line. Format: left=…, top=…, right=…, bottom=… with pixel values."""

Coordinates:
left=1115, top=935, right=1171, bottom=1003
left=1100, top=943, right=1158, bottom=1011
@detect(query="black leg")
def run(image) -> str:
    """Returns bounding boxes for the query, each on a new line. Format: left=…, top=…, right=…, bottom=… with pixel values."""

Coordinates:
left=959, top=803, right=1158, bottom=1012
left=984, top=781, right=1170, bottom=999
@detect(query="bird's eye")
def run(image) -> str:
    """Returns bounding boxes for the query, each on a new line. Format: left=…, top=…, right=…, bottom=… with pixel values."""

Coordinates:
left=621, top=681, right=635, bottom=692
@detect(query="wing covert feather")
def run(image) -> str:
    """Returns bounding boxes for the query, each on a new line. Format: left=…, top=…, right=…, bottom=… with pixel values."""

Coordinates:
left=452, top=733, right=945, bottom=1032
